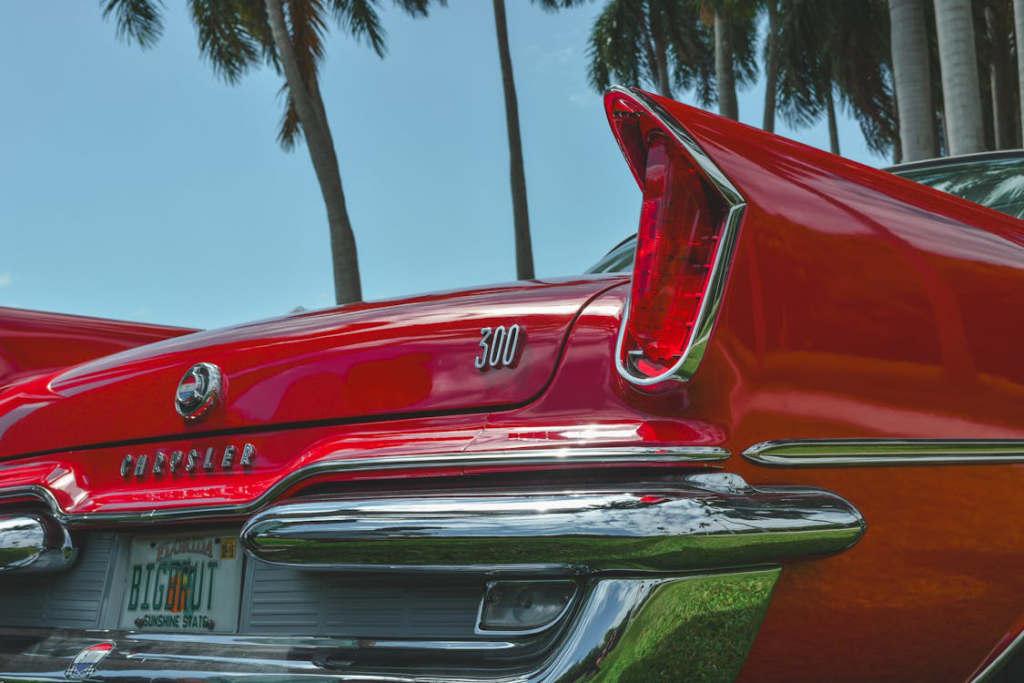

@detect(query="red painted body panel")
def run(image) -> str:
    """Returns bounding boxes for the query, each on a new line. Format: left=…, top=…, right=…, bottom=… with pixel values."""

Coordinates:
left=0, top=307, right=194, bottom=388
left=641, top=94, right=1024, bottom=683
left=1, top=92, right=1023, bottom=681
left=0, top=276, right=622, bottom=459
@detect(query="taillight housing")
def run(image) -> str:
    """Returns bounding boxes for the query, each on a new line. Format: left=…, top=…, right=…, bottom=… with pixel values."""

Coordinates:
left=605, top=88, right=745, bottom=385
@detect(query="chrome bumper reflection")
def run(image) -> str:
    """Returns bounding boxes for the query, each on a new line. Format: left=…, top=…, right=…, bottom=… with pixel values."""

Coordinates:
left=0, top=513, right=76, bottom=574
left=0, top=569, right=779, bottom=682
left=240, top=473, right=865, bottom=573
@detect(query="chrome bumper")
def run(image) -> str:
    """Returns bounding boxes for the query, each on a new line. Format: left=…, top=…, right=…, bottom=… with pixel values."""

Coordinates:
left=240, top=473, right=865, bottom=572
left=0, top=474, right=865, bottom=681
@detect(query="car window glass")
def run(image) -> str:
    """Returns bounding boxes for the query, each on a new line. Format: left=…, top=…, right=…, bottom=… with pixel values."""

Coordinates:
left=586, top=237, right=636, bottom=273
left=894, top=156, right=1024, bottom=220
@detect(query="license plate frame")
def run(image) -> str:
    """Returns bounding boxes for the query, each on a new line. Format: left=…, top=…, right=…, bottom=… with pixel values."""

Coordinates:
left=118, top=531, right=244, bottom=633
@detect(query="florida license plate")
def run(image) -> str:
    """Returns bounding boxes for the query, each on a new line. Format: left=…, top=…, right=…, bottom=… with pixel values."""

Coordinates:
left=119, top=533, right=243, bottom=633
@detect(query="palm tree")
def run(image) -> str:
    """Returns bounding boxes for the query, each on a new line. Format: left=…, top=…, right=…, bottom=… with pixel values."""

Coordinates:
left=933, top=0, right=985, bottom=155
left=586, top=0, right=755, bottom=118
left=491, top=0, right=534, bottom=280
left=588, top=0, right=706, bottom=100
left=889, top=0, right=936, bottom=161
left=101, top=0, right=444, bottom=305
left=762, top=0, right=781, bottom=132
left=492, top=0, right=592, bottom=281
left=1015, top=0, right=1024, bottom=139
left=980, top=0, right=1016, bottom=150
left=775, top=0, right=895, bottom=158
left=700, top=0, right=758, bottom=121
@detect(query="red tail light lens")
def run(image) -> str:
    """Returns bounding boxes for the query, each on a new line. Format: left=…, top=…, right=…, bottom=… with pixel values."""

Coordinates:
left=605, top=89, right=743, bottom=384
left=632, top=133, right=720, bottom=366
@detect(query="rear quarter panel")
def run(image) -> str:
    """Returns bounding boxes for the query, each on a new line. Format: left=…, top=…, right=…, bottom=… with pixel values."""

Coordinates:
left=641, top=96, right=1024, bottom=682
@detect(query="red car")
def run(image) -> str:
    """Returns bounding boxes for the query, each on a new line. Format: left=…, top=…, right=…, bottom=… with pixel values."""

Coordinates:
left=0, top=87, right=1022, bottom=682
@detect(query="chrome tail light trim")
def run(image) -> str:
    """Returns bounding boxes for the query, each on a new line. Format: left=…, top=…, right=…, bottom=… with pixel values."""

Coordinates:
left=0, top=513, right=77, bottom=573
left=0, top=445, right=728, bottom=527
left=743, top=439, right=1024, bottom=467
left=239, top=473, right=864, bottom=573
left=607, top=85, right=747, bottom=386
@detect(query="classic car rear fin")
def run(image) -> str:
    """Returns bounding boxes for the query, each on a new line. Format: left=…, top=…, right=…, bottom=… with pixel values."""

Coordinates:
left=604, top=87, right=746, bottom=385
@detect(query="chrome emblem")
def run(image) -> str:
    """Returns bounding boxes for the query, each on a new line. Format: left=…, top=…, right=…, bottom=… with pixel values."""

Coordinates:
left=65, top=641, right=115, bottom=679
left=175, top=362, right=221, bottom=421
left=475, top=324, right=523, bottom=369
left=122, top=442, right=255, bottom=478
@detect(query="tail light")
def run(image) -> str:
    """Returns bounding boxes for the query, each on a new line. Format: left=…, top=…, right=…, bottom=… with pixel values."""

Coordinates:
left=605, top=88, right=745, bottom=385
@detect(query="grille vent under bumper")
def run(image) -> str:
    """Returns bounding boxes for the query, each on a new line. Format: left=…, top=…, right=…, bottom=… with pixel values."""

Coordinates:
left=0, top=531, right=485, bottom=637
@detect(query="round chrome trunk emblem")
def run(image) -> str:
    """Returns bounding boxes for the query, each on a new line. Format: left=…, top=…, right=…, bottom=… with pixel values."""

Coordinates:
left=175, top=363, right=222, bottom=421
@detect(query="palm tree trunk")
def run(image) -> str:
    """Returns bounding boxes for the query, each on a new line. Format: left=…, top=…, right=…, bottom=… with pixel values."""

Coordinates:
left=933, top=0, right=986, bottom=155
left=988, top=5, right=1013, bottom=150
left=1015, top=0, right=1024, bottom=138
left=651, top=24, right=673, bottom=98
left=762, top=0, right=780, bottom=132
left=892, top=90, right=903, bottom=164
left=714, top=11, right=738, bottom=120
left=888, top=0, right=936, bottom=161
left=492, top=0, right=534, bottom=281
left=826, top=85, right=840, bottom=155
left=265, top=0, right=362, bottom=304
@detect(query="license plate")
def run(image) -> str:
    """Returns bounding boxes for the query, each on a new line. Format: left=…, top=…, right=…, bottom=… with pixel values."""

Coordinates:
left=119, top=533, right=243, bottom=633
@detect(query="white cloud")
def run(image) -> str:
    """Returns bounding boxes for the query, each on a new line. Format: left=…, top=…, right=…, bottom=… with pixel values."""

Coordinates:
left=536, top=46, right=574, bottom=70
left=0, top=272, right=13, bottom=287
left=568, top=92, right=592, bottom=106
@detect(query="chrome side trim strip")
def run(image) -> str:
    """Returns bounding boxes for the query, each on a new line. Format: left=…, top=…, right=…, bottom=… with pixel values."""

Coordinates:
left=970, top=626, right=1024, bottom=682
left=0, top=446, right=728, bottom=527
left=240, top=473, right=865, bottom=573
left=0, top=513, right=77, bottom=573
left=607, top=85, right=746, bottom=386
left=0, top=569, right=781, bottom=682
left=743, top=439, right=1024, bottom=467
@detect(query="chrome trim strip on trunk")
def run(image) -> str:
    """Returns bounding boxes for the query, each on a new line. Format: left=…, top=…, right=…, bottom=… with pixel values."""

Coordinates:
left=607, top=85, right=747, bottom=385
left=0, top=513, right=77, bottom=573
left=743, top=439, right=1024, bottom=467
left=0, top=568, right=780, bottom=682
left=0, top=446, right=728, bottom=527
left=240, top=473, right=864, bottom=573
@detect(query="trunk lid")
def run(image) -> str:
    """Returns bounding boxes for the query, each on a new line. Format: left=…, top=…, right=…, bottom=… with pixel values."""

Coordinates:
left=0, top=276, right=623, bottom=458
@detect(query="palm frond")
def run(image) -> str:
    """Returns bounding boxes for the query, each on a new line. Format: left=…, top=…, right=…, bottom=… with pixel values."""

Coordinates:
left=101, top=0, right=164, bottom=49
left=236, top=0, right=278, bottom=68
left=393, top=0, right=447, bottom=17
left=188, top=0, right=261, bottom=84
left=532, top=0, right=594, bottom=11
left=586, top=0, right=648, bottom=93
left=330, top=0, right=387, bottom=56
left=277, top=87, right=302, bottom=150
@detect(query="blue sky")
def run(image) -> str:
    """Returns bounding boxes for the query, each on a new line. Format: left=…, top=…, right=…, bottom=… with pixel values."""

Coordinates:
left=0, top=2, right=887, bottom=329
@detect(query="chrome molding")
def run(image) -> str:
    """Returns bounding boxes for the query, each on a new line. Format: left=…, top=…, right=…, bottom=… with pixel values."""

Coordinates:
left=0, top=445, right=728, bottom=527
left=0, top=568, right=780, bottom=682
left=607, top=85, right=747, bottom=386
left=0, top=513, right=77, bottom=573
left=970, top=626, right=1024, bottom=682
left=743, top=439, right=1024, bottom=467
left=240, top=473, right=864, bottom=573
